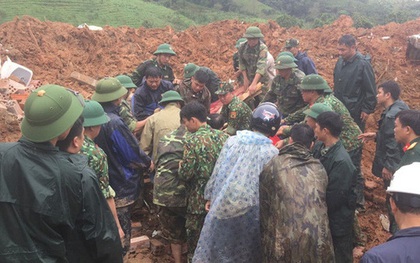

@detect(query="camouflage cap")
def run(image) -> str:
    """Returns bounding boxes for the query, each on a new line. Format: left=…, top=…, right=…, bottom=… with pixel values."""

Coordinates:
left=92, top=77, right=128, bottom=103
left=82, top=100, right=110, bottom=127
left=274, top=55, right=298, bottom=70
left=285, top=38, right=299, bottom=48
left=184, top=63, right=199, bottom=79
left=303, top=103, right=333, bottom=119
left=243, top=26, right=264, bottom=38
left=277, top=51, right=298, bottom=61
left=21, top=85, right=84, bottom=142
left=215, top=82, right=234, bottom=95
left=300, top=74, right=331, bottom=91
left=116, top=75, right=137, bottom=89
left=153, top=43, right=176, bottom=56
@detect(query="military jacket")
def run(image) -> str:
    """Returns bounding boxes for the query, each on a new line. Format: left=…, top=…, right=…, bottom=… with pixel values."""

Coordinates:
left=131, top=58, right=175, bottom=86
left=119, top=99, right=137, bottom=132
left=260, top=143, right=335, bottom=263
left=178, top=124, right=228, bottom=214
left=333, top=52, right=377, bottom=128
left=81, top=136, right=113, bottom=199
left=398, top=137, right=420, bottom=169
left=263, top=70, right=306, bottom=116
left=372, top=100, right=409, bottom=176
left=220, top=96, right=252, bottom=135
left=140, top=103, right=181, bottom=163
left=238, top=40, right=269, bottom=83
left=313, top=140, right=357, bottom=237
left=178, top=79, right=211, bottom=112
left=153, top=125, right=187, bottom=207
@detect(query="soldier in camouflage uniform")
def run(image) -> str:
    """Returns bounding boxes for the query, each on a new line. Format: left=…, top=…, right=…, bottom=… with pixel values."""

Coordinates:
left=153, top=125, right=188, bottom=263
left=183, top=63, right=221, bottom=103
left=216, top=82, right=252, bottom=135
left=238, top=26, right=269, bottom=107
left=80, top=100, right=124, bottom=241
left=263, top=55, right=306, bottom=117
left=178, top=68, right=211, bottom=112
left=116, top=75, right=140, bottom=133
left=260, top=124, right=335, bottom=263
left=178, top=102, right=228, bottom=262
left=233, top=38, right=247, bottom=85
left=131, top=43, right=179, bottom=86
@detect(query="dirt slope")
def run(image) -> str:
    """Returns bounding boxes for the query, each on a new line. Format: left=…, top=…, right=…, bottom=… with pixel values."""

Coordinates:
left=0, top=15, right=419, bottom=262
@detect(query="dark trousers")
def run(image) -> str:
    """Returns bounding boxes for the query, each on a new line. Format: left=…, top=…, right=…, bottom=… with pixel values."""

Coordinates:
left=348, top=146, right=364, bottom=208
left=332, top=233, right=353, bottom=263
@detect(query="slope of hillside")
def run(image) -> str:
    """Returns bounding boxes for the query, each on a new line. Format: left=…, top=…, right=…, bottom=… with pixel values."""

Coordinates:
left=0, top=15, right=419, bottom=262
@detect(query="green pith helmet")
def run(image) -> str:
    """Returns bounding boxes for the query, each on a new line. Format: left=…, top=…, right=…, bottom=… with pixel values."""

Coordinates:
left=153, top=43, right=176, bottom=56
left=274, top=55, right=298, bottom=70
left=92, top=77, right=128, bottom=103
left=116, top=75, right=137, bottom=89
left=184, top=63, right=199, bottom=79
left=215, top=82, right=234, bottom=95
left=243, top=26, right=264, bottom=38
left=21, top=84, right=84, bottom=142
left=159, top=90, right=184, bottom=105
left=303, top=103, right=333, bottom=119
left=235, top=38, right=247, bottom=49
left=300, top=74, right=331, bottom=91
left=82, top=100, right=110, bottom=127
left=277, top=51, right=298, bottom=62
left=285, top=38, right=299, bottom=48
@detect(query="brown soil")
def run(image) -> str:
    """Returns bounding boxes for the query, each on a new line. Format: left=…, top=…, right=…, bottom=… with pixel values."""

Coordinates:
left=1, top=15, right=419, bottom=262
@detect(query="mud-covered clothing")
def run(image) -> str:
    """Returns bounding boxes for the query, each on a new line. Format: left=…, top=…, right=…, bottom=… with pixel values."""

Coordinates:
left=153, top=125, right=187, bottom=207
left=81, top=136, right=113, bottom=199
left=333, top=51, right=377, bottom=130
left=0, top=138, right=122, bottom=263
left=131, top=58, right=175, bottom=86
left=119, top=99, right=137, bottom=132
left=94, top=103, right=151, bottom=207
left=238, top=40, right=269, bottom=84
left=372, top=100, right=409, bottom=177
left=220, top=96, right=252, bottom=135
left=313, top=140, right=356, bottom=263
left=193, top=131, right=278, bottom=263
left=263, top=70, right=306, bottom=117
left=260, top=143, right=335, bottom=263
left=140, top=103, right=181, bottom=163
left=178, top=78, right=211, bottom=112
left=179, top=124, right=228, bottom=215
left=200, top=66, right=221, bottom=103
left=398, top=137, right=420, bottom=169
left=360, top=227, right=420, bottom=263
left=132, top=80, right=173, bottom=121
left=295, top=51, right=318, bottom=75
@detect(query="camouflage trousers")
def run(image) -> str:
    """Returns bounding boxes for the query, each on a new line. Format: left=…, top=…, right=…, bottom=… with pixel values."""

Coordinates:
left=117, top=204, right=133, bottom=256
left=185, top=213, right=206, bottom=263
left=157, top=206, right=187, bottom=244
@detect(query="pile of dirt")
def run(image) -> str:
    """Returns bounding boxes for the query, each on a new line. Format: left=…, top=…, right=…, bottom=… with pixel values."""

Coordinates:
left=1, top=15, right=419, bottom=262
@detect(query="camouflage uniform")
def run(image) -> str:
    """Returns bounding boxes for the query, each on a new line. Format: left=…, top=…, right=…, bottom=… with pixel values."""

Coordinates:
left=80, top=136, right=114, bottom=199
left=260, top=143, right=335, bottom=263
left=119, top=99, right=137, bottom=133
left=131, top=58, right=175, bottom=86
left=238, top=40, right=270, bottom=102
left=178, top=79, right=211, bottom=112
left=153, top=125, right=188, bottom=244
left=220, top=96, right=252, bottom=135
left=263, top=70, right=306, bottom=117
left=178, top=124, right=228, bottom=261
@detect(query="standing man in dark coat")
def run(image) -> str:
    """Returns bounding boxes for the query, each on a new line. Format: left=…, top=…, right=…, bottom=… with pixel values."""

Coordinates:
left=333, top=34, right=377, bottom=131
left=313, top=111, right=357, bottom=263
left=284, top=38, right=318, bottom=75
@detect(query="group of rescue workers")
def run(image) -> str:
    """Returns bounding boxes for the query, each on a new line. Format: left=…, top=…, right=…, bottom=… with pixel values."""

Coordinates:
left=0, top=25, right=420, bottom=263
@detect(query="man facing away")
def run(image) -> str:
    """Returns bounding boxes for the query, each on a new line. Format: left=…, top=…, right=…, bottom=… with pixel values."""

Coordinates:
left=333, top=34, right=377, bottom=131
left=0, top=85, right=122, bottom=262
left=260, top=123, right=335, bottom=263
left=284, top=38, right=318, bottom=75
left=178, top=101, right=229, bottom=262
left=361, top=162, right=420, bottom=263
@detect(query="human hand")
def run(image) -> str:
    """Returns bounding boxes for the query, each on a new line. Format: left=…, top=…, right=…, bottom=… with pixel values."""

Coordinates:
left=275, top=140, right=285, bottom=149
left=358, top=132, right=376, bottom=143
left=382, top=167, right=393, bottom=181
left=205, top=200, right=211, bottom=212
left=360, top=112, right=369, bottom=122
left=276, top=125, right=289, bottom=136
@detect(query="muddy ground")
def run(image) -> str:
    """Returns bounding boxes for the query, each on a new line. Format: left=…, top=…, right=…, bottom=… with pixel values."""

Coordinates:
left=1, top=15, right=419, bottom=262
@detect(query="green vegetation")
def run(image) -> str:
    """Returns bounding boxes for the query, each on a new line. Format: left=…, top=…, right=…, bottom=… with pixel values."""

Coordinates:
left=0, top=0, right=419, bottom=29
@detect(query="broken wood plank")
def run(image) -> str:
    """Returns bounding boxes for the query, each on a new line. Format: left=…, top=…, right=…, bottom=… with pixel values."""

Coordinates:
left=70, top=71, right=97, bottom=87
